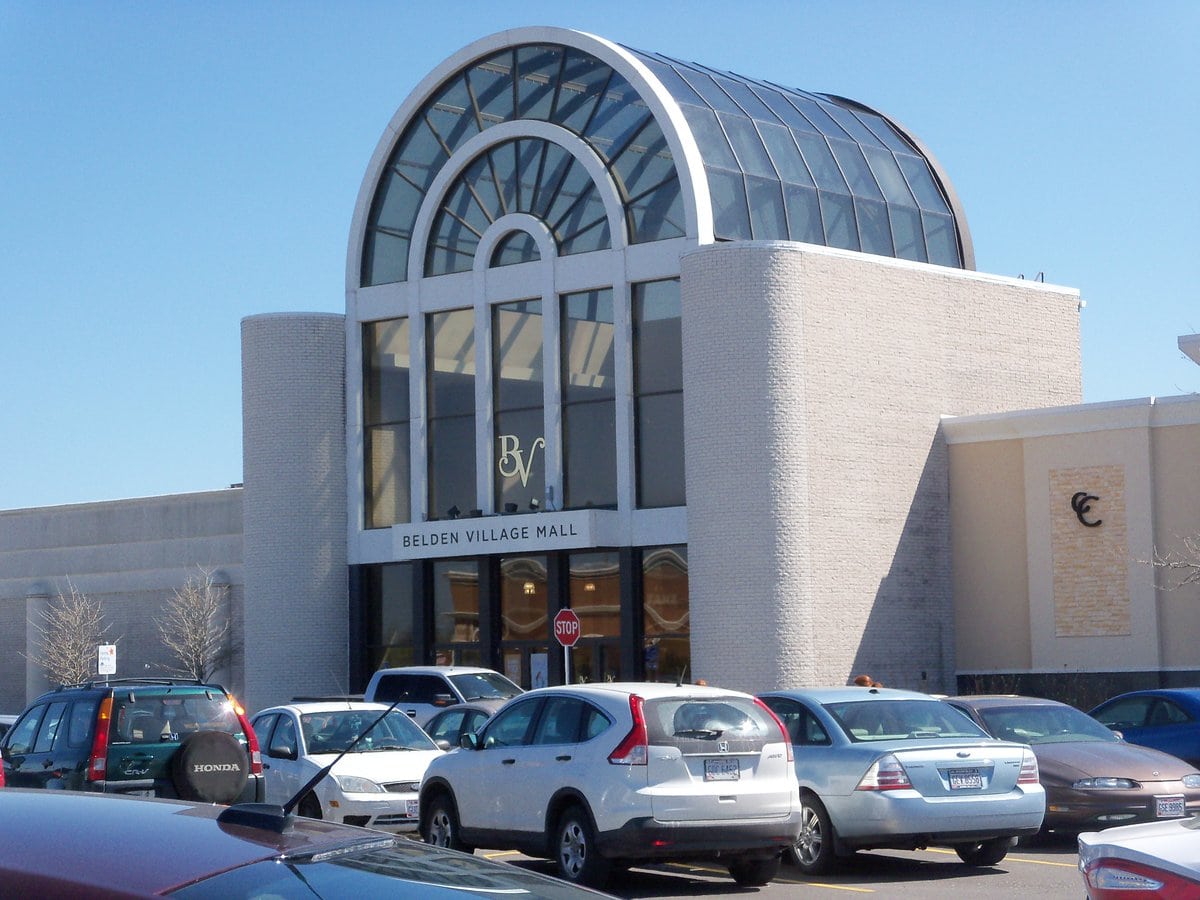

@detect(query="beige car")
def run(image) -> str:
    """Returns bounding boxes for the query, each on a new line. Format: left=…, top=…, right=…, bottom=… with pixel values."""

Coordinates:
left=947, top=695, right=1200, bottom=834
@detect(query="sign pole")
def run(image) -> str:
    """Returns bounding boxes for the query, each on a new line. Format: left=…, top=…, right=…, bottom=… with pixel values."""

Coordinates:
left=564, top=645, right=570, bottom=684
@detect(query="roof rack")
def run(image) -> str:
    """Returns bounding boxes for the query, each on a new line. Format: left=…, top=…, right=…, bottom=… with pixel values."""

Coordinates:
left=58, top=677, right=217, bottom=690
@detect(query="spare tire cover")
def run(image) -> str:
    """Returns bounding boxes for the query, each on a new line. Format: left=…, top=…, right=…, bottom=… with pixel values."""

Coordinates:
left=171, top=730, right=249, bottom=804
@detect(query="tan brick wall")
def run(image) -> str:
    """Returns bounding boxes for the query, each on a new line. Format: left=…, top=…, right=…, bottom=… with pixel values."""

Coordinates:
left=1050, top=465, right=1129, bottom=636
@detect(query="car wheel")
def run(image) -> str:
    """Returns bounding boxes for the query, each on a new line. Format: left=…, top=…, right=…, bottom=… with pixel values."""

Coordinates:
left=298, top=792, right=321, bottom=819
left=555, top=804, right=611, bottom=888
left=425, top=793, right=473, bottom=853
left=170, top=730, right=249, bottom=804
left=955, top=836, right=1013, bottom=866
left=788, top=793, right=837, bottom=875
left=728, top=855, right=781, bottom=886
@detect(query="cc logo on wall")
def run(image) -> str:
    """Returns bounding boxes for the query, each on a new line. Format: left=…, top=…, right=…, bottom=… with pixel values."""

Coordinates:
left=1071, top=491, right=1102, bottom=527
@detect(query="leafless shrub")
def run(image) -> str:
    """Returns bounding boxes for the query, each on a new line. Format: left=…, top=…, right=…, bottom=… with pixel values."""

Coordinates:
left=156, top=567, right=232, bottom=681
left=1151, top=534, right=1200, bottom=591
left=26, top=582, right=115, bottom=685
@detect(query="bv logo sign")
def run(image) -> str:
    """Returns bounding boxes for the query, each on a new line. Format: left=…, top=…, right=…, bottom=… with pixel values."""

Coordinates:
left=498, top=434, right=545, bottom=487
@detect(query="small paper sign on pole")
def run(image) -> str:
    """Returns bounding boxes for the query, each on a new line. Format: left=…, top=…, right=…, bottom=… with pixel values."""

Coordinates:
left=98, top=643, right=116, bottom=676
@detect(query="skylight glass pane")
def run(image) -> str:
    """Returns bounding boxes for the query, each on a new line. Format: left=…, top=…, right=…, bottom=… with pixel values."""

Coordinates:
left=560, top=214, right=611, bottom=254
left=544, top=162, right=596, bottom=237
left=491, top=231, right=541, bottom=267
left=789, top=95, right=850, bottom=138
left=611, top=119, right=674, bottom=200
left=516, top=45, right=561, bottom=120
left=514, top=139, right=543, bottom=211
left=371, top=170, right=424, bottom=236
left=425, top=75, right=479, bottom=155
left=922, top=212, right=960, bottom=266
left=553, top=49, right=610, bottom=133
left=706, top=167, right=752, bottom=240
left=394, top=119, right=449, bottom=191
left=818, top=190, right=858, bottom=250
left=362, top=230, right=409, bottom=286
left=679, top=104, right=739, bottom=170
left=861, top=145, right=916, bottom=205
left=793, top=132, right=847, bottom=191
left=718, top=113, right=777, bottom=178
left=631, top=54, right=706, bottom=106
left=713, top=75, right=778, bottom=122
left=854, top=110, right=914, bottom=155
left=532, top=142, right=574, bottom=220
left=672, top=65, right=743, bottom=114
left=751, top=84, right=820, bottom=133
left=586, top=73, right=650, bottom=163
left=757, top=122, right=813, bottom=185
left=889, top=205, right=927, bottom=262
left=855, top=198, right=893, bottom=256
left=897, top=154, right=951, bottom=214
left=783, top=183, right=823, bottom=244
left=827, top=138, right=884, bottom=200
left=629, top=174, right=684, bottom=243
left=746, top=176, right=787, bottom=240
left=823, top=102, right=886, bottom=147
left=469, top=51, right=516, bottom=127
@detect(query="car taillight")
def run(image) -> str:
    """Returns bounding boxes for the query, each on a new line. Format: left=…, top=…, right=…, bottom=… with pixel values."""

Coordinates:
left=754, top=697, right=793, bottom=762
left=855, top=754, right=912, bottom=791
left=86, top=696, right=114, bottom=782
left=1018, top=748, right=1040, bottom=784
left=232, top=699, right=263, bottom=775
left=608, top=694, right=647, bottom=766
left=1083, top=857, right=1200, bottom=899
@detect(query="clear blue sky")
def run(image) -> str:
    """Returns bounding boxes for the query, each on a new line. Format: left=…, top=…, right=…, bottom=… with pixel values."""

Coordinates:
left=2, top=1, right=1197, bottom=510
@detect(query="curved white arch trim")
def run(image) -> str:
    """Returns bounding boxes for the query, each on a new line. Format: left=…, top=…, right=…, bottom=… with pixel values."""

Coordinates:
left=474, top=213, right=558, bottom=274
left=409, top=120, right=625, bottom=281
left=346, top=25, right=710, bottom=294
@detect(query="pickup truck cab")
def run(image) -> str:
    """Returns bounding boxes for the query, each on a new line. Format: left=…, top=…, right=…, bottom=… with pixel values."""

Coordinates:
left=363, top=666, right=522, bottom=727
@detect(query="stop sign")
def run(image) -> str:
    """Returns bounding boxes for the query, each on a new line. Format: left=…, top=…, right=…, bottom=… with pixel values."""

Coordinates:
left=553, top=608, right=582, bottom=648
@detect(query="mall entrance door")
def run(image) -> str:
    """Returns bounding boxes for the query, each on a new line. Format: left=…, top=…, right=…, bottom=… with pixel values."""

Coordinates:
left=567, top=638, right=623, bottom=685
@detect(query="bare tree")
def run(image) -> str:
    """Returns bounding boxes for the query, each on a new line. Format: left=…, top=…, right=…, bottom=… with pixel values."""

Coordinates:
left=156, top=567, right=232, bottom=681
left=27, top=582, right=115, bottom=685
left=1152, top=534, right=1200, bottom=591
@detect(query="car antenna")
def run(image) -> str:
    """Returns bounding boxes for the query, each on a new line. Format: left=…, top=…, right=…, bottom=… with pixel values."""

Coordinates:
left=676, top=665, right=687, bottom=688
left=218, top=698, right=404, bottom=834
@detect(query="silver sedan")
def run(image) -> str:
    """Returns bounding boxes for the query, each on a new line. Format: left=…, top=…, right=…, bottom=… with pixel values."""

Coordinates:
left=759, top=687, right=1045, bottom=875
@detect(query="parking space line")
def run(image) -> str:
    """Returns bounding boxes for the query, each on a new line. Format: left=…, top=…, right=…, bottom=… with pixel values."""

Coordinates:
left=922, top=847, right=1077, bottom=868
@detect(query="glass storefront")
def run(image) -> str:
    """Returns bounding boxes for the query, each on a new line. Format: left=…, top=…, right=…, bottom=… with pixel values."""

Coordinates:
left=633, top=279, right=684, bottom=508
left=427, top=309, right=476, bottom=520
left=355, top=546, right=688, bottom=690
left=561, top=289, right=616, bottom=510
left=363, top=318, right=410, bottom=528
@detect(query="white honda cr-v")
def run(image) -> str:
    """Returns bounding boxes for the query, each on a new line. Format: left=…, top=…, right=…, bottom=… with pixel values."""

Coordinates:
left=419, top=682, right=801, bottom=888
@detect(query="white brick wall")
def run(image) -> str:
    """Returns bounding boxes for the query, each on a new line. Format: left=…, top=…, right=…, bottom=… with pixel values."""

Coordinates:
left=682, top=243, right=1081, bottom=694
left=241, top=313, right=347, bottom=712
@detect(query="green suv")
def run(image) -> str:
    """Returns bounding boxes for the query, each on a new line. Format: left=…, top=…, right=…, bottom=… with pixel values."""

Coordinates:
left=0, top=678, right=263, bottom=804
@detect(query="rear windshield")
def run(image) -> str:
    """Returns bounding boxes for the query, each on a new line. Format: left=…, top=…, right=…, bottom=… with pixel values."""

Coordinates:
left=979, top=704, right=1118, bottom=745
left=644, top=696, right=777, bottom=751
left=110, top=691, right=242, bottom=746
left=824, top=699, right=986, bottom=743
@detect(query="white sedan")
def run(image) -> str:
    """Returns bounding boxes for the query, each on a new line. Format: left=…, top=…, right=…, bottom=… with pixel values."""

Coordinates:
left=251, top=701, right=443, bottom=833
left=1078, top=816, right=1200, bottom=897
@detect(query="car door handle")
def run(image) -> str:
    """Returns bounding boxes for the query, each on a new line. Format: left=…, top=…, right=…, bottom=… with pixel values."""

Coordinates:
left=262, top=763, right=271, bottom=770
left=502, top=758, right=516, bottom=765
left=556, top=755, right=572, bottom=762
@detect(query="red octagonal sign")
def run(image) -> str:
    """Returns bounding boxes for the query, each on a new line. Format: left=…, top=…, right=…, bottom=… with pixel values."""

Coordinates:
left=553, top=608, right=582, bottom=648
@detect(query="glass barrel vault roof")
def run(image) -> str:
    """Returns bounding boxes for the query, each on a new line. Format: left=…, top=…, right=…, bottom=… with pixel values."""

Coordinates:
left=360, top=32, right=970, bottom=287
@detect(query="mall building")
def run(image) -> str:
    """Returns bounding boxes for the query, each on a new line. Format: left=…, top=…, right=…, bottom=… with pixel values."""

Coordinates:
left=2, top=27, right=1196, bottom=714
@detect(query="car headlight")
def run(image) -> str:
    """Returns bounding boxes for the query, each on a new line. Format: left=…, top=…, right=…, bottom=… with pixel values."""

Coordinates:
left=1073, top=777, right=1138, bottom=790
left=333, top=774, right=385, bottom=794
left=1183, top=774, right=1200, bottom=789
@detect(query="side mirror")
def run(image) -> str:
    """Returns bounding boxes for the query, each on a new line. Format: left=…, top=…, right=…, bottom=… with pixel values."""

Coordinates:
left=459, top=732, right=480, bottom=751
left=435, top=739, right=453, bottom=751
left=433, top=693, right=456, bottom=708
left=268, top=746, right=298, bottom=761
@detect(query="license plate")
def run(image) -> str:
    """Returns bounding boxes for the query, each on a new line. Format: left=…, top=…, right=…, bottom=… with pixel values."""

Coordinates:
left=1156, top=795, right=1185, bottom=818
left=406, top=799, right=420, bottom=818
left=705, top=758, right=739, bottom=781
left=948, top=768, right=983, bottom=790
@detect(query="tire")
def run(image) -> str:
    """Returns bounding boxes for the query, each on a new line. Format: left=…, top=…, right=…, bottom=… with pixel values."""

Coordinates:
left=424, top=793, right=473, bottom=854
left=788, top=793, right=837, bottom=875
left=170, top=730, right=249, bottom=804
left=955, top=836, right=1013, bottom=866
left=298, top=792, right=321, bottom=819
left=555, top=804, right=611, bottom=888
left=729, top=855, right=781, bottom=886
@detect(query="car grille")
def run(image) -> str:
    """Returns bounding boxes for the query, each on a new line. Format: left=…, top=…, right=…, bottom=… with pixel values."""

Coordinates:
left=383, top=782, right=420, bottom=793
